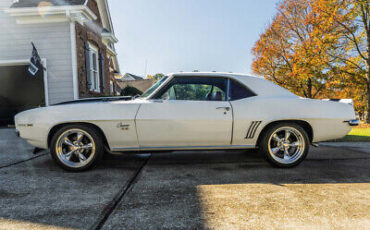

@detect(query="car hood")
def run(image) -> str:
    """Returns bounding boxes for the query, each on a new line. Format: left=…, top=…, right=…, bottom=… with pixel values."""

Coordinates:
left=15, top=97, right=146, bottom=128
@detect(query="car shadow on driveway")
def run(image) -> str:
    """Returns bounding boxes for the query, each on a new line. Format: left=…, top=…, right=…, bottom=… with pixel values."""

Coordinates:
left=0, top=152, right=149, bottom=230
left=101, top=147, right=370, bottom=230
left=0, top=146, right=369, bottom=229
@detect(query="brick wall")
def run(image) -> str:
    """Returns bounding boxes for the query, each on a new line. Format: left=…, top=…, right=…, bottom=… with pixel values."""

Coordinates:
left=74, top=0, right=120, bottom=98
left=87, top=0, right=102, bottom=27
left=75, top=22, right=110, bottom=98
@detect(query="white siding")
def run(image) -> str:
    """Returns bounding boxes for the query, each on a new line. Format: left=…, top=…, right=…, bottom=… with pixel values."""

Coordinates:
left=0, top=0, right=74, bottom=105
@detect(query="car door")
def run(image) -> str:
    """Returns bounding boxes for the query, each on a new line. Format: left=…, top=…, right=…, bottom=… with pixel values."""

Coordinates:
left=135, top=76, right=233, bottom=148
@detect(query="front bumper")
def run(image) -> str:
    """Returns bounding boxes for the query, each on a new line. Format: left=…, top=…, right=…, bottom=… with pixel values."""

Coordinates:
left=344, top=119, right=359, bottom=126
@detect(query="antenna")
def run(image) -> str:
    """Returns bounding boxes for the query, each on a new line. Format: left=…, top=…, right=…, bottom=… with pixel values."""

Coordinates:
left=144, top=59, right=148, bottom=78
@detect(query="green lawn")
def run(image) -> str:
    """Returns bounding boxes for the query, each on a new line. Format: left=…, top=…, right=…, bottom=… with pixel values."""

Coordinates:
left=338, top=127, right=370, bottom=142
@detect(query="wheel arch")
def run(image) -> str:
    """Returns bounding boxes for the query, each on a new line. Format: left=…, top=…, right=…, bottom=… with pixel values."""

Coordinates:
left=47, top=122, right=110, bottom=150
left=256, top=120, right=313, bottom=147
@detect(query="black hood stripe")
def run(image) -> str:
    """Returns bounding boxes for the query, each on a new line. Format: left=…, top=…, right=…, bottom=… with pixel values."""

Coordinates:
left=53, top=96, right=132, bottom=106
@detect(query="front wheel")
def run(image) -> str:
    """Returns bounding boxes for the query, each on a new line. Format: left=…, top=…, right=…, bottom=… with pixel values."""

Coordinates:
left=50, top=125, right=104, bottom=171
left=260, top=123, right=309, bottom=168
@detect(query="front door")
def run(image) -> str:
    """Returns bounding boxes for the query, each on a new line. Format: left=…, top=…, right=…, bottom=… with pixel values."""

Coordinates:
left=135, top=76, right=232, bottom=148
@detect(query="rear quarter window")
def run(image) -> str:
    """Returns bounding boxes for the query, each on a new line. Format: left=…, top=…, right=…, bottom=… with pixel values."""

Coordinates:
left=229, top=79, right=256, bottom=100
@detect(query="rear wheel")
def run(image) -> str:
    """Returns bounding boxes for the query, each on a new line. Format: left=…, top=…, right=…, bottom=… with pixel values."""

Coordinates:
left=260, top=123, right=309, bottom=168
left=50, top=124, right=104, bottom=171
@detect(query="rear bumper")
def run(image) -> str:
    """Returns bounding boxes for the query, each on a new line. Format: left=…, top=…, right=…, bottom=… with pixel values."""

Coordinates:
left=343, top=119, right=359, bottom=126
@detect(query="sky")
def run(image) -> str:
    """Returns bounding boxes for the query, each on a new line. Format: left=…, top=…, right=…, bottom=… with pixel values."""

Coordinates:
left=109, top=0, right=280, bottom=77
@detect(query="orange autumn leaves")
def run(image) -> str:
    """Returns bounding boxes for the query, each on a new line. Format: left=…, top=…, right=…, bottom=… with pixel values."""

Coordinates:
left=252, top=0, right=369, bottom=121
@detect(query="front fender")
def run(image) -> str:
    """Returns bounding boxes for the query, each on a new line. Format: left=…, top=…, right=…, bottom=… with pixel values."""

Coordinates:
left=16, top=101, right=142, bottom=150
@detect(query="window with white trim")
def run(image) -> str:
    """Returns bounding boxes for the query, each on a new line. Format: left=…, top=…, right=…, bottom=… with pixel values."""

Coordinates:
left=87, top=43, right=100, bottom=92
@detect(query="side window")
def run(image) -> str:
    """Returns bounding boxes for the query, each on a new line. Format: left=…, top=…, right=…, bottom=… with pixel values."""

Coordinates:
left=209, top=86, right=226, bottom=101
left=155, top=77, right=227, bottom=101
left=229, top=79, right=256, bottom=100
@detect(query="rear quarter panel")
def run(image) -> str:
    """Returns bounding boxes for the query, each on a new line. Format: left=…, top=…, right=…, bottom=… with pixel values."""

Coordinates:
left=231, top=96, right=355, bottom=146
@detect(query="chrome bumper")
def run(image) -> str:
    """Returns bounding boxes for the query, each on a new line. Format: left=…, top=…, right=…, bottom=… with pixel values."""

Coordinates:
left=344, top=119, right=359, bottom=126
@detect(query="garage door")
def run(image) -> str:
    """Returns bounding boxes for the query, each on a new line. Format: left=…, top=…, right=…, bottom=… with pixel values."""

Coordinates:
left=0, top=65, right=45, bottom=126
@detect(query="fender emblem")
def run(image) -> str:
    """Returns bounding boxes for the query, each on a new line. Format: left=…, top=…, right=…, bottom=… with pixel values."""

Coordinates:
left=117, top=122, right=130, bottom=130
left=18, top=123, right=33, bottom=127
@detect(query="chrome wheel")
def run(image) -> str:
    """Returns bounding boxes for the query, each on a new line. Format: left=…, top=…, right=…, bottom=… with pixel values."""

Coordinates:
left=55, top=129, right=96, bottom=168
left=267, top=126, right=305, bottom=164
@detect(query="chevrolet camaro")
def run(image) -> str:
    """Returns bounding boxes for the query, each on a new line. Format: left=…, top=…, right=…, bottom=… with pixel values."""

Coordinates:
left=15, top=72, right=358, bottom=171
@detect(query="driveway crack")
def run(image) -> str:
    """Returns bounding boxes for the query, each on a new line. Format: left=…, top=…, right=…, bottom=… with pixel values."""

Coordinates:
left=0, top=152, right=48, bottom=170
left=91, top=154, right=151, bottom=230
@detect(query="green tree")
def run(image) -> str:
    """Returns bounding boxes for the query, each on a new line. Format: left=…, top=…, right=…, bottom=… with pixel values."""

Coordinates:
left=121, top=86, right=142, bottom=96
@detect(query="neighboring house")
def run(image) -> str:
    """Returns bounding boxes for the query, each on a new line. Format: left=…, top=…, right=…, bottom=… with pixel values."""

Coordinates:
left=121, top=73, right=143, bottom=81
left=0, top=0, right=121, bottom=124
left=117, top=73, right=155, bottom=94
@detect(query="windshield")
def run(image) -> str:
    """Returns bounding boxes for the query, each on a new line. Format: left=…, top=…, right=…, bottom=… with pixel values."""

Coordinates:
left=140, top=76, right=168, bottom=98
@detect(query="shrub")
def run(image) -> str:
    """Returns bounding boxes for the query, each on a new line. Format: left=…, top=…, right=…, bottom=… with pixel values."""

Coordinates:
left=121, top=86, right=142, bottom=96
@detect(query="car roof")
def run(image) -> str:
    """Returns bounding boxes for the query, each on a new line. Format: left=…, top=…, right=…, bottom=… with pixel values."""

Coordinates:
left=169, top=72, right=261, bottom=79
left=166, top=72, right=296, bottom=98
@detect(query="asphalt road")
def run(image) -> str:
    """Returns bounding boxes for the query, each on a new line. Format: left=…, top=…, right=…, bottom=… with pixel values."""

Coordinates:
left=0, top=128, right=369, bottom=230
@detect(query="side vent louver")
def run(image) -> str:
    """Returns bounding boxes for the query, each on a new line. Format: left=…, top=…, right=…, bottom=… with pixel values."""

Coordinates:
left=245, top=121, right=262, bottom=139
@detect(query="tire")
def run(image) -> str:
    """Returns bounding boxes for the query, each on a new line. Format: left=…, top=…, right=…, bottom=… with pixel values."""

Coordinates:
left=50, top=124, right=104, bottom=171
left=259, top=122, right=309, bottom=168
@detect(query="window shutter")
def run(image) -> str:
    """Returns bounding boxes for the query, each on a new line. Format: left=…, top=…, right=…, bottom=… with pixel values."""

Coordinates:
left=100, top=53, right=105, bottom=92
left=84, top=42, right=92, bottom=90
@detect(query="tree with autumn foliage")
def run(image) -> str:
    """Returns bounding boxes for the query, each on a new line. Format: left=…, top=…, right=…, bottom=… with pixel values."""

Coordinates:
left=147, top=73, right=165, bottom=81
left=252, top=0, right=369, bottom=123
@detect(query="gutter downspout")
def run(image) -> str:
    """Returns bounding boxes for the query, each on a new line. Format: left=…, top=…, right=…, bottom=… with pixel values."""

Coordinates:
left=68, top=10, right=79, bottom=100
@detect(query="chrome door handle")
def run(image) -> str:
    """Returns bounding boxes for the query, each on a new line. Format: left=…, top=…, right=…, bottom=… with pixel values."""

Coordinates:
left=216, top=106, right=230, bottom=111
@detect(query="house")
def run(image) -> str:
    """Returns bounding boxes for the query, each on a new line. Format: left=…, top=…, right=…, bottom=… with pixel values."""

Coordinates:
left=117, top=73, right=155, bottom=94
left=0, top=0, right=121, bottom=125
left=121, top=73, right=143, bottom=81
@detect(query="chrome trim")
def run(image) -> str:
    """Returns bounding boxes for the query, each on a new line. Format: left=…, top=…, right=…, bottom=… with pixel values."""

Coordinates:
left=216, top=106, right=231, bottom=111
left=111, top=144, right=255, bottom=151
left=226, top=78, right=231, bottom=100
left=311, top=143, right=319, bottom=147
left=344, top=119, right=359, bottom=126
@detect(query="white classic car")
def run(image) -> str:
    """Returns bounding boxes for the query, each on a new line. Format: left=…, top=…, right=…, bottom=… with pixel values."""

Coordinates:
left=15, top=72, right=358, bottom=171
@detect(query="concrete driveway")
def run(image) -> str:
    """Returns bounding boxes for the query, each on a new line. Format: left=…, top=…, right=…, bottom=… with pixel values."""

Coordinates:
left=0, top=128, right=369, bottom=229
